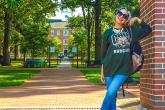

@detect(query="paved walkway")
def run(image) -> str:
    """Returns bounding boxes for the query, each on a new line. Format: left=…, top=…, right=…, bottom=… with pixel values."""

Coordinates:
left=0, top=60, right=140, bottom=110
left=0, top=60, right=105, bottom=109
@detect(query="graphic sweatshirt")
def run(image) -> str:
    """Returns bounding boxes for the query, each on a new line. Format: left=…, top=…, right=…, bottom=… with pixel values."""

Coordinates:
left=101, top=21, right=152, bottom=77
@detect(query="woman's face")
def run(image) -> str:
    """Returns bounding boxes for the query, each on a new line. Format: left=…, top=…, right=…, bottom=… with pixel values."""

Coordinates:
left=116, top=9, right=129, bottom=26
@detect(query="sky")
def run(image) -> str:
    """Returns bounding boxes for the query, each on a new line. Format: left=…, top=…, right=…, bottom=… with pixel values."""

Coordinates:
left=50, top=7, right=83, bottom=21
left=50, top=0, right=83, bottom=21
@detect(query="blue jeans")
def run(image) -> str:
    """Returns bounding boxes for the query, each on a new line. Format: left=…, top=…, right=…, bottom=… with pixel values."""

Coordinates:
left=101, top=75, right=128, bottom=110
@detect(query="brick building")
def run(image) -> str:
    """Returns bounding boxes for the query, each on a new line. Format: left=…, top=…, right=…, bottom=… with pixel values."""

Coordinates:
left=140, top=0, right=165, bottom=109
left=50, top=21, right=72, bottom=56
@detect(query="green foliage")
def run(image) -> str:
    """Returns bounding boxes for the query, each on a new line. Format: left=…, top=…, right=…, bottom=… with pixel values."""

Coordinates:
left=67, top=16, right=87, bottom=57
left=67, top=16, right=84, bottom=29
left=101, top=0, right=140, bottom=29
left=68, top=35, right=74, bottom=53
left=0, top=0, right=140, bottom=61
left=50, top=37, right=62, bottom=53
left=22, top=24, right=49, bottom=49
left=62, top=0, right=140, bottom=62
left=0, top=0, right=58, bottom=59
left=1, top=0, right=23, bottom=12
left=101, top=11, right=115, bottom=31
left=61, top=0, right=93, bottom=11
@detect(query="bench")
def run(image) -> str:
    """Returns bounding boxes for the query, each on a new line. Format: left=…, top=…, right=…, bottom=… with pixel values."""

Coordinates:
left=24, top=59, right=46, bottom=68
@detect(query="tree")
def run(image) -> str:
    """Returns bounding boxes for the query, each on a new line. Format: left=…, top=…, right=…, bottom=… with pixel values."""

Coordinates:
left=0, top=8, right=4, bottom=55
left=101, top=0, right=140, bottom=28
left=10, top=29, right=22, bottom=60
left=61, top=0, right=140, bottom=65
left=94, top=0, right=101, bottom=64
left=0, top=0, right=57, bottom=65
left=0, top=0, right=21, bottom=65
left=50, top=37, right=62, bottom=57
left=68, top=35, right=75, bottom=54
left=61, top=0, right=95, bottom=65
left=67, top=16, right=87, bottom=62
left=71, top=29, right=87, bottom=64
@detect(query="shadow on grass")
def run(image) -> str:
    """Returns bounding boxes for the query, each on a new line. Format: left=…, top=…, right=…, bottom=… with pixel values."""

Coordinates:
left=0, top=61, right=23, bottom=69
left=0, top=70, right=40, bottom=87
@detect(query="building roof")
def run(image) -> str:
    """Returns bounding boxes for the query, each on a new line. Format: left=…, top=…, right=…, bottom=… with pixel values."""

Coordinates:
left=48, top=19, right=62, bottom=23
left=50, top=22, right=68, bottom=29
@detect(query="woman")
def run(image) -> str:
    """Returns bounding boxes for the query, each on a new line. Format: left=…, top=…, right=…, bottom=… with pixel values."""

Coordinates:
left=100, top=7, right=152, bottom=110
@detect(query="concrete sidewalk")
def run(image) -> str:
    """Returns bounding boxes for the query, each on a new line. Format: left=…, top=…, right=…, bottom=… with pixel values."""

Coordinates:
left=0, top=60, right=139, bottom=110
left=117, top=84, right=140, bottom=110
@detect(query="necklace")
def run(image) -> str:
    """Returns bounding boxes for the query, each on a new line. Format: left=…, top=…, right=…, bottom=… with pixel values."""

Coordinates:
left=113, top=27, right=124, bottom=33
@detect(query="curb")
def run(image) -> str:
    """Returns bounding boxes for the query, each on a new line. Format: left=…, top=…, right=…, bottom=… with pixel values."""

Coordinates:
left=0, top=106, right=101, bottom=110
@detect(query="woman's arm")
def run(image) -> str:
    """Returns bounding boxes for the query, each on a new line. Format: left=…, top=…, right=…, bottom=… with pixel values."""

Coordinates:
left=100, top=64, right=105, bottom=84
left=101, top=29, right=110, bottom=64
left=129, top=17, right=152, bottom=42
left=100, top=29, right=109, bottom=84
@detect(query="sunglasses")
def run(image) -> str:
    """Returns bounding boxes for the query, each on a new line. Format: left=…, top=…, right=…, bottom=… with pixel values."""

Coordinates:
left=116, top=10, right=129, bottom=19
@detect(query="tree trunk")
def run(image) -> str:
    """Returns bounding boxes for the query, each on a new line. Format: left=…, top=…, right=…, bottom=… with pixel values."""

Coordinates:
left=23, top=52, right=26, bottom=62
left=56, top=52, right=58, bottom=64
left=2, top=11, right=11, bottom=66
left=81, top=5, right=92, bottom=66
left=87, top=7, right=91, bottom=66
left=94, top=0, right=101, bottom=65
left=80, top=46, right=83, bottom=65
left=18, top=45, right=21, bottom=58
left=14, top=44, right=18, bottom=60
left=0, top=46, right=2, bottom=55
left=0, top=39, right=2, bottom=55
left=81, top=5, right=87, bottom=28
left=32, top=46, right=35, bottom=59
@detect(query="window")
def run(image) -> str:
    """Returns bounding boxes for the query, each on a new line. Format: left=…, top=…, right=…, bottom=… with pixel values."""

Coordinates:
left=57, top=30, right=60, bottom=36
left=63, top=39, right=68, bottom=45
left=63, top=29, right=69, bottom=36
left=51, top=30, right=54, bottom=36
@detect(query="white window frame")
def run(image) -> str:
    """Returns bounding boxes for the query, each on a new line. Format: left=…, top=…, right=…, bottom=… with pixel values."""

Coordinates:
left=63, top=39, right=68, bottom=45
left=51, top=30, right=54, bottom=36
left=63, top=29, right=69, bottom=36
left=57, top=30, right=60, bottom=36
left=63, top=48, right=68, bottom=55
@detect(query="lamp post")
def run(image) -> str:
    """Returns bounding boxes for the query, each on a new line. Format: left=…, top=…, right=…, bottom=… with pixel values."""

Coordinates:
left=48, top=45, right=51, bottom=68
left=76, top=45, right=78, bottom=68
left=72, top=46, right=78, bottom=68
left=49, top=46, right=55, bottom=68
left=56, top=51, right=58, bottom=64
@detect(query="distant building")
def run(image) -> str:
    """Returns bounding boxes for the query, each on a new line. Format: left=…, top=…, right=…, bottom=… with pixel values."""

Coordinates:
left=51, top=8, right=73, bottom=22
left=48, top=19, right=62, bottom=23
left=50, top=21, right=72, bottom=56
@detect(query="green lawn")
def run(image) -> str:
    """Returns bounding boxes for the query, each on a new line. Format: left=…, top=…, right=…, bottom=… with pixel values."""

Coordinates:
left=0, top=60, right=60, bottom=69
left=81, top=70, right=101, bottom=84
left=0, top=70, right=40, bottom=87
left=80, top=69, right=140, bottom=85
left=47, top=61, right=61, bottom=68
left=70, top=61, right=86, bottom=68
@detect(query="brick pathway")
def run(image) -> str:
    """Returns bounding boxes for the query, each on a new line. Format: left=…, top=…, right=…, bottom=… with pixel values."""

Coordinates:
left=0, top=60, right=139, bottom=110
left=0, top=60, right=105, bottom=109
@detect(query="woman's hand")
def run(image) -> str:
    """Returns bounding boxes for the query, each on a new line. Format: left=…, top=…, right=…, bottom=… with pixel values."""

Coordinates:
left=128, top=17, right=142, bottom=26
left=100, top=72, right=105, bottom=84
left=100, top=64, right=105, bottom=84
